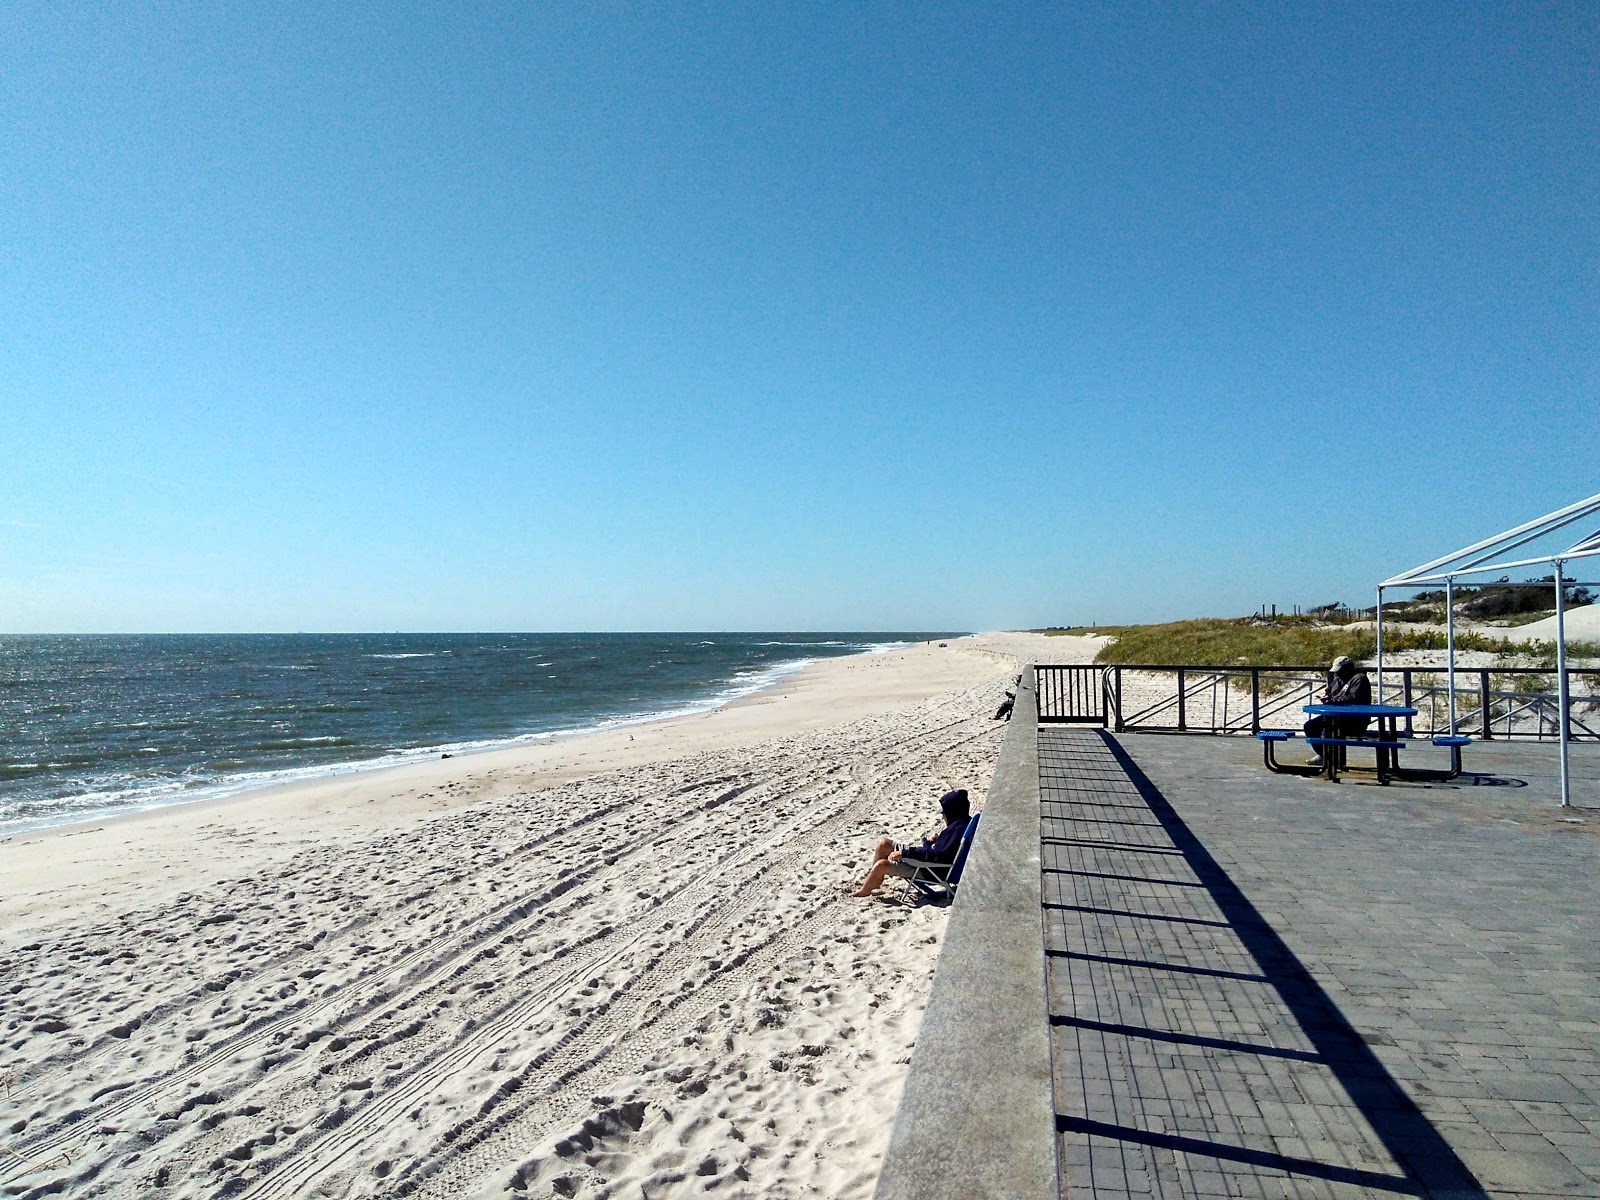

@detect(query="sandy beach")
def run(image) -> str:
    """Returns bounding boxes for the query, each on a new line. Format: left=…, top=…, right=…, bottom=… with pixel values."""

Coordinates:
left=0, top=632, right=1082, bottom=1199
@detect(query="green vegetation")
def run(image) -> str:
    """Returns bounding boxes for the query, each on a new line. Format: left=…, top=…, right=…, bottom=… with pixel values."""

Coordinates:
left=1088, top=619, right=1369, bottom=667
left=1500, top=639, right=1600, bottom=667
left=1454, top=577, right=1592, bottom=619
left=1081, top=617, right=1539, bottom=668
left=1045, top=616, right=1600, bottom=671
left=1390, top=576, right=1593, bottom=624
left=1376, top=628, right=1549, bottom=654
left=1383, top=600, right=1444, bottom=624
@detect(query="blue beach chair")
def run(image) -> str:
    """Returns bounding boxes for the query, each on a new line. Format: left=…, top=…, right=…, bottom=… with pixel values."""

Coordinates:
left=899, top=813, right=981, bottom=903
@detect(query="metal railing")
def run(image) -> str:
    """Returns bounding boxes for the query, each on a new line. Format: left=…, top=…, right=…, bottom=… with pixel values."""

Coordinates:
left=1378, top=668, right=1600, bottom=741
left=1034, top=663, right=1104, bottom=724
left=1036, top=663, right=1600, bottom=741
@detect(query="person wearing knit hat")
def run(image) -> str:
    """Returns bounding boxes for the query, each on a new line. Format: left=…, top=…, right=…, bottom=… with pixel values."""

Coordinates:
left=851, top=788, right=972, bottom=898
left=1303, top=655, right=1373, bottom=768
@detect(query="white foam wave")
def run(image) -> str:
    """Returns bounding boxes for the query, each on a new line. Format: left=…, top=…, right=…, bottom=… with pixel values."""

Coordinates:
left=3, top=639, right=909, bottom=837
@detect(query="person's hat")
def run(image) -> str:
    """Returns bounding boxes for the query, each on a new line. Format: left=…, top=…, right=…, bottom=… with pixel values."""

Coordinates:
left=939, top=788, right=970, bottom=822
left=1330, top=655, right=1353, bottom=672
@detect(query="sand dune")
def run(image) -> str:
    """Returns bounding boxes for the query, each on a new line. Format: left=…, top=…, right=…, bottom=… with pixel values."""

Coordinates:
left=0, top=633, right=1081, bottom=1199
left=1493, top=602, right=1600, bottom=644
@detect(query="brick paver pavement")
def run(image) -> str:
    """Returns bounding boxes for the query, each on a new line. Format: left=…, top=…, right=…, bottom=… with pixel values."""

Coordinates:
left=1042, top=729, right=1599, bottom=1199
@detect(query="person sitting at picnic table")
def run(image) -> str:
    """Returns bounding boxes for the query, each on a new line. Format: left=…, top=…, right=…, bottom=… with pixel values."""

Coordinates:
left=851, top=788, right=971, bottom=898
left=1304, top=655, right=1373, bottom=767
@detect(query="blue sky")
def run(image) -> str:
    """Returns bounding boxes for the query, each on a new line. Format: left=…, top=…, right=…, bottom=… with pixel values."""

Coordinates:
left=3, top=2, right=1596, bottom=632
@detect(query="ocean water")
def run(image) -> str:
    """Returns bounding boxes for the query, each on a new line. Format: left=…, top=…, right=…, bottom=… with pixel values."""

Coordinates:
left=0, top=632, right=954, bottom=835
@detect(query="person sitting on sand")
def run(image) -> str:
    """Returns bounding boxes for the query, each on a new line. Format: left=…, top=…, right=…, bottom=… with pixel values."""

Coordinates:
left=851, top=788, right=972, bottom=898
left=1303, top=655, right=1372, bottom=767
left=993, top=674, right=1020, bottom=720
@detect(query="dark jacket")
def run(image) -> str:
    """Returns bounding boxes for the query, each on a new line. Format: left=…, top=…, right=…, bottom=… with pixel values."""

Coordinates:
left=1323, top=670, right=1373, bottom=733
left=1326, top=671, right=1372, bottom=706
left=905, top=818, right=970, bottom=865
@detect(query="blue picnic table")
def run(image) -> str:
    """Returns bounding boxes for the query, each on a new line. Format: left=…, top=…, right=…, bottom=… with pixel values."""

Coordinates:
left=1256, top=704, right=1471, bottom=783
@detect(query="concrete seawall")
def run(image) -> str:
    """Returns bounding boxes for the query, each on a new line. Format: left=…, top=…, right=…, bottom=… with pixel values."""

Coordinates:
left=874, top=666, right=1057, bottom=1200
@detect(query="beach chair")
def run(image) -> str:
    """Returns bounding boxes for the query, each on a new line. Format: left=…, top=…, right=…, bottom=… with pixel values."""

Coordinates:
left=897, top=813, right=981, bottom=903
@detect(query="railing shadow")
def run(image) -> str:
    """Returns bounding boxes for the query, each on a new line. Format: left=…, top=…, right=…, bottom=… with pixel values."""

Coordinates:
left=1077, top=729, right=1488, bottom=1198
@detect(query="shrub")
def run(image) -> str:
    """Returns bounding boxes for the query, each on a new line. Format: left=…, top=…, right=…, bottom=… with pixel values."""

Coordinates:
left=1460, top=576, right=1594, bottom=619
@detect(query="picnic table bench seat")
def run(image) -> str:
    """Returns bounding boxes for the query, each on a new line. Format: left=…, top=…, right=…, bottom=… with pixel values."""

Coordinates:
left=1257, top=728, right=1472, bottom=784
left=1256, top=729, right=1321, bottom=776
left=1414, top=735, right=1472, bottom=781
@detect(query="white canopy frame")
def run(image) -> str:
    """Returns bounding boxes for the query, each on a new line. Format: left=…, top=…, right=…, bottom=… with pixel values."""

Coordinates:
left=1377, top=491, right=1600, bottom=808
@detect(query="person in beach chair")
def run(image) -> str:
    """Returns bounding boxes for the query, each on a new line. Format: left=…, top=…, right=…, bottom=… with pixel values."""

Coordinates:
left=851, top=788, right=972, bottom=898
left=1303, top=655, right=1373, bottom=768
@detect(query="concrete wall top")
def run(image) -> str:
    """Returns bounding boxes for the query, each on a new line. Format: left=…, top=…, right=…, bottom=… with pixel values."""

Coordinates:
left=874, top=666, right=1056, bottom=1200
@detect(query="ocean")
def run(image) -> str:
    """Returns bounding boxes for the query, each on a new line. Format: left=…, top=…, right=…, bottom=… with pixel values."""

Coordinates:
left=0, top=632, right=955, bottom=835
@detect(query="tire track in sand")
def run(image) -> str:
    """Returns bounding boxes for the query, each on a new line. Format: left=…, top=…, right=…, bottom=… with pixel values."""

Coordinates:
left=226, top=712, right=997, bottom=1198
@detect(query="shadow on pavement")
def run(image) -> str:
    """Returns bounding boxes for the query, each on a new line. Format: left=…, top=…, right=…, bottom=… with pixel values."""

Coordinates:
left=1083, top=730, right=1488, bottom=1199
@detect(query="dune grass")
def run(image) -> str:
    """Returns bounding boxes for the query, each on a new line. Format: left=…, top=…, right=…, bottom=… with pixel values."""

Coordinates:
left=1062, top=618, right=1541, bottom=668
left=1044, top=618, right=1600, bottom=669
left=1082, top=619, right=1369, bottom=667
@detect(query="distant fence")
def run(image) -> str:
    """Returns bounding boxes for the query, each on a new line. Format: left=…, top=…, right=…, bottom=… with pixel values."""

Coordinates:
left=1036, top=664, right=1600, bottom=742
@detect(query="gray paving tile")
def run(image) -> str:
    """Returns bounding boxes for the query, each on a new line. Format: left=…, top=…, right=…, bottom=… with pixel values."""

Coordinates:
left=1041, top=729, right=1600, bottom=1198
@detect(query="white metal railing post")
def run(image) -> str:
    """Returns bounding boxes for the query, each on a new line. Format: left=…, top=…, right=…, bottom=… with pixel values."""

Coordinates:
left=1445, top=576, right=1457, bottom=736
left=1555, top=561, right=1571, bottom=807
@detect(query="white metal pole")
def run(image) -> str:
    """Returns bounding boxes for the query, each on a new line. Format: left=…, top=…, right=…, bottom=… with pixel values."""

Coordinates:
left=1375, top=586, right=1385, bottom=704
left=1555, top=560, right=1571, bottom=808
left=1446, top=576, right=1457, bottom=736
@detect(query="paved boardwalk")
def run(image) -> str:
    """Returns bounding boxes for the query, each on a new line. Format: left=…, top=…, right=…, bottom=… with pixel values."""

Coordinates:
left=1041, top=730, right=1600, bottom=1199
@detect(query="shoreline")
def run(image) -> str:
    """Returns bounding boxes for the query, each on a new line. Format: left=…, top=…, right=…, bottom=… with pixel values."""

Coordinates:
left=0, top=633, right=1050, bottom=932
left=0, top=636, right=920, bottom=843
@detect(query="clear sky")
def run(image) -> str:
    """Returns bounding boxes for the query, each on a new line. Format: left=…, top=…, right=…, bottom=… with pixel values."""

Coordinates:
left=3, top=2, right=1596, bottom=633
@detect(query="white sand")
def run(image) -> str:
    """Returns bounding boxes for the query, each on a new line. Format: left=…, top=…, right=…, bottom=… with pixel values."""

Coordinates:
left=1493, top=604, right=1600, bottom=644
left=0, top=632, right=1085, bottom=1200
